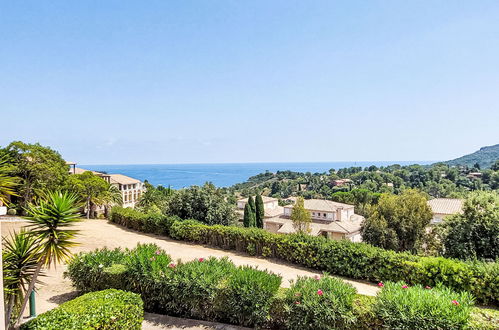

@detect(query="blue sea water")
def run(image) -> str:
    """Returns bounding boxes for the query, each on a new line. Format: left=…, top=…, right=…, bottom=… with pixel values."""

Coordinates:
left=81, top=161, right=433, bottom=189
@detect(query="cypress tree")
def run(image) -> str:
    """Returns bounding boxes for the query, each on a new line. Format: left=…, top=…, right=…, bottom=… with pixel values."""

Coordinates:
left=248, top=196, right=256, bottom=213
left=255, top=194, right=265, bottom=228
left=243, top=203, right=255, bottom=227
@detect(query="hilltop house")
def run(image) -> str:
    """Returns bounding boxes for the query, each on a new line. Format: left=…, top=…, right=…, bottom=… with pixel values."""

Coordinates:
left=264, top=199, right=364, bottom=242
left=236, top=196, right=284, bottom=218
left=427, top=198, right=463, bottom=224
left=67, top=162, right=145, bottom=208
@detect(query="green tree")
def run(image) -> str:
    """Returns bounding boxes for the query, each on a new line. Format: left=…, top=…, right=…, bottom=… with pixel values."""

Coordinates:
left=248, top=196, right=256, bottom=213
left=243, top=202, right=256, bottom=227
left=361, top=189, right=432, bottom=252
left=491, top=160, right=499, bottom=171
left=0, top=155, right=18, bottom=206
left=15, top=191, right=82, bottom=326
left=439, top=191, right=499, bottom=260
left=291, top=197, right=311, bottom=234
left=66, top=171, right=110, bottom=218
left=2, top=231, right=40, bottom=327
left=167, top=183, right=237, bottom=225
left=0, top=141, right=69, bottom=210
left=255, top=195, right=265, bottom=228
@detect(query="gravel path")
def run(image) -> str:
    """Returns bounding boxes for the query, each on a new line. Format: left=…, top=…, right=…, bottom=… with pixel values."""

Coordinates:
left=1, top=219, right=379, bottom=329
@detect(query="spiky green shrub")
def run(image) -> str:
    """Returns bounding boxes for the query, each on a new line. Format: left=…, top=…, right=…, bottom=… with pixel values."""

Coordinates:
left=284, top=275, right=357, bottom=329
left=21, top=289, right=143, bottom=330
left=374, top=282, right=474, bottom=329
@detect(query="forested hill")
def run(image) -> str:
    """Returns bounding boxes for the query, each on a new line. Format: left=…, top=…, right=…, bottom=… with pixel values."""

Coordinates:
left=443, top=144, right=499, bottom=169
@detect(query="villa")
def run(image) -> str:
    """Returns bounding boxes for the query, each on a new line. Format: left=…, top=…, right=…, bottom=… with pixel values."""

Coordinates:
left=67, top=162, right=145, bottom=208
left=427, top=198, right=463, bottom=224
left=261, top=198, right=364, bottom=242
left=236, top=196, right=284, bottom=218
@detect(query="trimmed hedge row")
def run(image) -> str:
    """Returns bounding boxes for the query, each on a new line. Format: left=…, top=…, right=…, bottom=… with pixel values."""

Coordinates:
left=108, top=207, right=498, bottom=305
left=168, top=221, right=499, bottom=305
left=65, top=244, right=488, bottom=329
left=21, top=289, right=143, bottom=330
left=65, top=243, right=282, bottom=327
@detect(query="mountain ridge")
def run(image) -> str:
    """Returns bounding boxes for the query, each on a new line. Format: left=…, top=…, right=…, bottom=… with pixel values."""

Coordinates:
left=442, top=144, right=499, bottom=168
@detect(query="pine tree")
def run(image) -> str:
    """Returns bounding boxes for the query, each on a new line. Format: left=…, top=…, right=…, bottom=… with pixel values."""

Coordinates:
left=243, top=202, right=256, bottom=227
left=255, top=194, right=265, bottom=228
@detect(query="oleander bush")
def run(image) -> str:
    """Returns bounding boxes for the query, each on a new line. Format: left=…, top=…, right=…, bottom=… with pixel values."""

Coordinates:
left=65, top=245, right=498, bottom=329
left=374, top=282, right=474, bottom=329
left=107, top=206, right=498, bottom=305
left=168, top=220, right=498, bottom=305
left=21, top=289, right=143, bottom=330
left=66, top=244, right=281, bottom=327
left=283, top=275, right=357, bottom=330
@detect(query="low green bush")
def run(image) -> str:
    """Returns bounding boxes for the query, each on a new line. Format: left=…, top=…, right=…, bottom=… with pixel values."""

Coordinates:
left=66, top=244, right=281, bottom=328
left=218, top=265, right=282, bottom=326
left=283, top=275, right=357, bottom=329
left=21, top=289, right=143, bottom=330
left=107, top=206, right=498, bottom=305
left=168, top=220, right=498, bottom=305
left=374, top=282, right=474, bottom=329
left=7, top=208, right=16, bottom=216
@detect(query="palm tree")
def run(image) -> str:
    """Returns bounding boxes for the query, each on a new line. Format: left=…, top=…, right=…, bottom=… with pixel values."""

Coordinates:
left=99, top=184, right=123, bottom=218
left=2, top=230, right=41, bottom=328
left=0, top=155, right=19, bottom=328
left=15, top=191, right=81, bottom=326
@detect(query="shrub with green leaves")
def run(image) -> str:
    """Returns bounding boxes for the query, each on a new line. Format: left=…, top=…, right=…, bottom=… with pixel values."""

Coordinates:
left=374, top=282, right=474, bottom=329
left=167, top=220, right=498, bottom=305
left=66, top=244, right=282, bottom=328
left=21, top=289, right=143, bottom=330
left=218, top=265, right=282, bottom=326
left=284, top=275, right=357, bottom=329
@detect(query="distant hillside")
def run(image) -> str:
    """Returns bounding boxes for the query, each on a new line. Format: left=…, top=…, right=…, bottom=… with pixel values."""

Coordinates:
left=443, top=144, right=499, bottom=168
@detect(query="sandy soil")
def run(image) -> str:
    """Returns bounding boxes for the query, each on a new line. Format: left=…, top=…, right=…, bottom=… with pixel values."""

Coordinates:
left=1, top=218, right=379, bottom=328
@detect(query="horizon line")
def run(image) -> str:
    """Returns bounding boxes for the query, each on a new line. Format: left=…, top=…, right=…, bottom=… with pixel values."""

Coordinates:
left=78, top=160, right=439, bottom=166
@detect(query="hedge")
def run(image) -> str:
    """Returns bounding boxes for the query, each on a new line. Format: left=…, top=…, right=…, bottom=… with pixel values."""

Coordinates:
left=64, top=244, right=496, bottom=329
left=21, top=289, right=143, bottom=330
left=109, top=207, right=498, bottom=305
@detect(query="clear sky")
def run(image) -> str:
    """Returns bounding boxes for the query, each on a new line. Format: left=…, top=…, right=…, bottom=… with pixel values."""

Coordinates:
left=1, top=1, right=498, bottom=164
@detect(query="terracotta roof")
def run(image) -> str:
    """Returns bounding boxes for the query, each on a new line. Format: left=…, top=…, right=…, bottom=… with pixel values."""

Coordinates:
left=284, top=199, right=354, bottom=212
left=109, top=174, right=141, bottom=185
left=274, top=217, right=362, bottom=235
left=264, top=206, right=284, bottom=218
left=428, top=198, right=463, bottom=215
left=237, top=196, right=278, bottom=203
left=73, top=167, right=103, bottom=175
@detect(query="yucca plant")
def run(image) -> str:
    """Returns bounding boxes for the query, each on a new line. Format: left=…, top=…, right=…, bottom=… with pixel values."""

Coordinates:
left=15, top=191, right=82, bottom=326
left=2, top=230, right=41, bottom=328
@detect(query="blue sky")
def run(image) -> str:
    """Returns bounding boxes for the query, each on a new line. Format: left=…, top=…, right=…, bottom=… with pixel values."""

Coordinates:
left=1, top=1, right=498, bottom=164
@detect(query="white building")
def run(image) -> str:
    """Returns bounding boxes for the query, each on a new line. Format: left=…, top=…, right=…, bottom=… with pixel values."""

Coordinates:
left=264, top=198, right=364, bottom=242
left=427, top=198, right=463, bottom=224
left=68, top=162, right=145, bottom=208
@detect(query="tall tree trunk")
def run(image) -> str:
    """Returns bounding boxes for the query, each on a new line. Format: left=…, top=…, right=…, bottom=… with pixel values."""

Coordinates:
left=15, top=262, right=42, bottom=327
left=86, top=198, right=90, bottom=219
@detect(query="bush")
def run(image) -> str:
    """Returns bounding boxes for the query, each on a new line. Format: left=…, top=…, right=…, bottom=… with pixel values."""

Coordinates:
left=108, top=207, right=498, bottom=305
left=167, top=221, right=498, bottom=305
left=7, top=208, right=16, bottom=215
left=21, top=289, right=143, bottom=330
left=374, top=282, right=474, bottom=329
left=284, top=275, right=357, bottom=329
left=217, top=265, right=282, bottom=326
left=109, top=206, right=178, bottom=235
left=66, top=244, right=281, bottom=328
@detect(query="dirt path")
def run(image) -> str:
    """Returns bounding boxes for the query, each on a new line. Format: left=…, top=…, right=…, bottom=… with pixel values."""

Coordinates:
left=1, top=218, right=379, bottom=328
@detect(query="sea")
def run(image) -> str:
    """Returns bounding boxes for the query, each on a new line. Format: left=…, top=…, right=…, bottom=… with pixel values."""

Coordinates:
left=81, top=161, right=433, bottom=189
